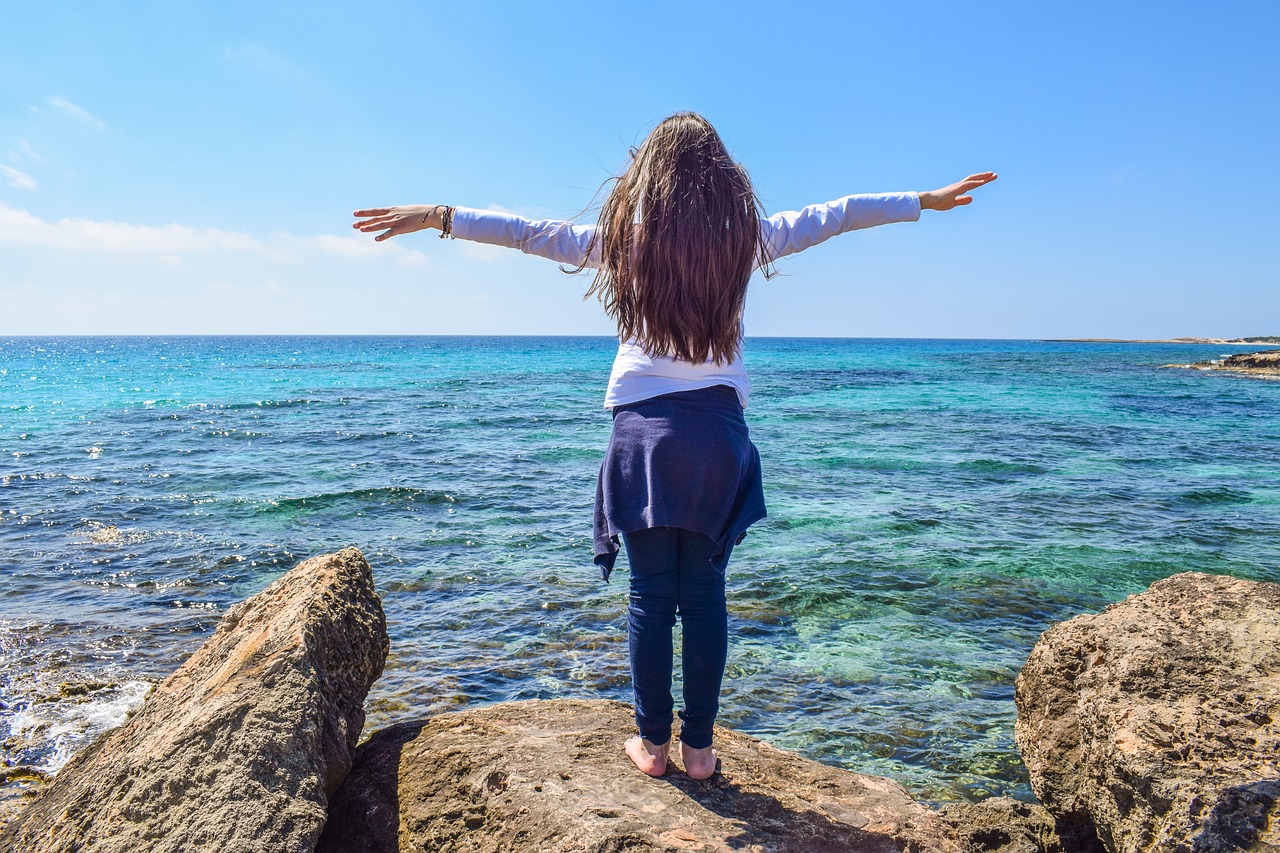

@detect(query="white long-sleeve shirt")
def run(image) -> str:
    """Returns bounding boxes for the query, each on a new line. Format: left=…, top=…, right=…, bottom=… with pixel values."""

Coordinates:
left=451, top=192, right=921, bottom=408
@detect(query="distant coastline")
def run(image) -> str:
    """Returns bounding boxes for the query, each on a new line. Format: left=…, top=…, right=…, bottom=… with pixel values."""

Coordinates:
left=1045, top=336, right=1280, bottom=345
left=1042, top=334, right=1280, bottom=378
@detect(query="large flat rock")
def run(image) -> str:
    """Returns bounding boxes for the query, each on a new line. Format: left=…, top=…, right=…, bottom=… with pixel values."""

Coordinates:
left=1015, top=571, right=1280, bottom=852
left=0, top=547, right=388, bottom=853
left=318, top=697, right=964, bottom=853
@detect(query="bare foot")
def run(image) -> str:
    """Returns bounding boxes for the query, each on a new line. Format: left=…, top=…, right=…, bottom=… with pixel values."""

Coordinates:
left=624, top=736, right=670, bottom=777
left=680, top=741, right=718, bottom=780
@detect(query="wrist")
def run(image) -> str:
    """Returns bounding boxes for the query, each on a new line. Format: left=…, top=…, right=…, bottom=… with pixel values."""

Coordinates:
left=420, top=204, right=446, bottom=230
left=917, top=191, right=935, bottom=212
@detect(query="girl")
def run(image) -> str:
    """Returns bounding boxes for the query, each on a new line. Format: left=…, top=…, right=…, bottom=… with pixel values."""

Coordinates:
left=354, top=112, right=994, bottom=781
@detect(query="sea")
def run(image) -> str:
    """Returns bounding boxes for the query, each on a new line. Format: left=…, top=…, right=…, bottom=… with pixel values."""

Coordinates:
left=2, top=335, right=1278, bottom=807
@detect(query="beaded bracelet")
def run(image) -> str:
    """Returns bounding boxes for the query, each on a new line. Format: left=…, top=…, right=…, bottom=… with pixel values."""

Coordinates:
left=418, top=205, right=455, bottom=236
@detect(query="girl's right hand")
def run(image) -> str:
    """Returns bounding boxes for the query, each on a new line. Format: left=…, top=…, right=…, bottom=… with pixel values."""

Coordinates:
left=352, top=205, right=445, bottom=241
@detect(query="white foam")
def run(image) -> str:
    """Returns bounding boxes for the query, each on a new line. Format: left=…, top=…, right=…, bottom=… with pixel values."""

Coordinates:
left=8, top=679, right=153, bottom=775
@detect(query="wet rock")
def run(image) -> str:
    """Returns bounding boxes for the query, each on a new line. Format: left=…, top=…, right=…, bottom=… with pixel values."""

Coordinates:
left=319, top=697, right=963, bottom=853
left=1163, top=348, right=1280, bottom=378
left=0, top=764, right=50, bottom=830
left=1015, top=572, right=1280, bottom=852
left=86, top=523, right=121, bottom=544
left=1215, top=350, right=1280, bottom=372
left=0, top=547, right=388, bottom=853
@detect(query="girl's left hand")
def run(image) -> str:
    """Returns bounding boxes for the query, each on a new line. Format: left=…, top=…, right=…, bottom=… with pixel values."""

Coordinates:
left=919, top=173, right=998, bottom=212
left=353, top=205, right=444, bottom=241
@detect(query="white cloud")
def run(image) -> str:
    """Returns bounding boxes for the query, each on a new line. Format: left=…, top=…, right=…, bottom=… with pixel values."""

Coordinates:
left=1, top=165, right=37, bottom=190
left=459, top=241, right=513, bottom=262
left=20, top=140, right=46, bottom=163
left=0, top=203, right=268, bottom=255
left=48, top=96, right=106, bottom=129
left=9, top=139, right=48, bottom=166
left=0, top=202, right=428, bottom=265
left=291, top=232, right=419, bottom=261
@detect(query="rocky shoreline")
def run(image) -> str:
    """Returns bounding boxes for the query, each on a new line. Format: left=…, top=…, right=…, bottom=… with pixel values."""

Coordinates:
left=1162, top=349, right=1280, bottom=380
left=2, top=549, right=1277, bottom=852
left=1046, top=337, right=1280, bottom=345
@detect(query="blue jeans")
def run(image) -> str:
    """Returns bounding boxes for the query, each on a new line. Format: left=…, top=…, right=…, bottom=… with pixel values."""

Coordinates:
left=623, top=526, right=732, bottom=750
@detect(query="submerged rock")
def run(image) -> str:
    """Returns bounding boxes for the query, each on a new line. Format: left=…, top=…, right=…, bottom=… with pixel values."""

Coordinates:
left=0, top=547, right=388, bottom=853
left=1015, top=572, right=1280, bottom=852
left=319, top=697, right=964, bottom=853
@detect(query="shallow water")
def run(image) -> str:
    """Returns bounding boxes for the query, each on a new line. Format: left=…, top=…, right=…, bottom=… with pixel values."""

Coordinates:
left=2, top=336, right=1278, bottom=804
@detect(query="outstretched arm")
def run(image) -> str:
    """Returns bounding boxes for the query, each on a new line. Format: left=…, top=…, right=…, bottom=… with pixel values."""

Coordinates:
left=918, top=172, right=998, bottom=212
left=760, top=172, right=997, bottom=263
left=761, top=192, right=922, bottom=262
left=353, top=204, right=599, bottom=267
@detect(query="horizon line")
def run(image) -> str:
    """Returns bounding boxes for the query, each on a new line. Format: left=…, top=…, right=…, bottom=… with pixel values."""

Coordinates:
left=3, top=333, right=1276, bottom=343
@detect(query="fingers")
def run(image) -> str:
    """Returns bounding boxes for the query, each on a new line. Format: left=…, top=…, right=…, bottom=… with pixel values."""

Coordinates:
left=943, top=172, right=996, bottom=208
left=373, top=223, right=407, bottom=239
left=352, top=207, right=399, bottom=231
left=373, top=225, right=407, bottom=241
left=353, top=211, right=405, bottom=232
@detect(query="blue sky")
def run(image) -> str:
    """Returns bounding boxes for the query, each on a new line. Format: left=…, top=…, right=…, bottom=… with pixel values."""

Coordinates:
left=2, top=2, right=1277, bottom=338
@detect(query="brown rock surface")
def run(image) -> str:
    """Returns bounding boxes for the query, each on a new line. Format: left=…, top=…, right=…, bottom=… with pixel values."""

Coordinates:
left=0, top=547, right=388, bottom=853
left=938, top=798, right=1072, bottom=853
left=318, top=697, right=963, bottom=853
left=1225, top=350, right=1280, bottom=370
left=1163, top=348, right=1280, bottom=378
left=1015, top=572, right=1280, bottom=852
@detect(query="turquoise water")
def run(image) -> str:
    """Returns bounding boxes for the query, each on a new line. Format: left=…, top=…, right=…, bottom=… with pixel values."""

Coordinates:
left=2, top=336, right=1278, bottom=804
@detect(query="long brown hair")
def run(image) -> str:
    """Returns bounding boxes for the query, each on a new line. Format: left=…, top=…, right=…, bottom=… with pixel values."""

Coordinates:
left=582, top=112, right=773, bottom=365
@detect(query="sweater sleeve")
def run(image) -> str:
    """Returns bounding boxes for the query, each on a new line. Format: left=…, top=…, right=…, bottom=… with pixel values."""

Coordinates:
left=759, top=192, right=921, bottom=263
left=451, top=207, right=600, bottom=268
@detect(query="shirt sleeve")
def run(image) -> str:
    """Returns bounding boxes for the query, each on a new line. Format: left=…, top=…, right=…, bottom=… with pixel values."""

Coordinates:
left=451, top=207, right=600, bottom=268
left=759, top=192, right=921, bottom=263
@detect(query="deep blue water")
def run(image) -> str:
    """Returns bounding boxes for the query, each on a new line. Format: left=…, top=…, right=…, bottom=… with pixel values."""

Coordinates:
left=2, top=335, right=1278, bottom=804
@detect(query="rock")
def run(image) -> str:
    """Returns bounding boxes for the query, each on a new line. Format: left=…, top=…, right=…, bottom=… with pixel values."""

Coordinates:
left=938, top=798, right=1071, bottom=853
left=0, top=547, right=388, bottom=853
left=318, top=697, right=963, bottom=853
left=1218, top=350, right=1280, bottom=371
left=1163, top=348, right=1280, bottom=378
left=1015, top=572, right=1280, bottom=852
left=87, top=523, right=121, bottom=544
